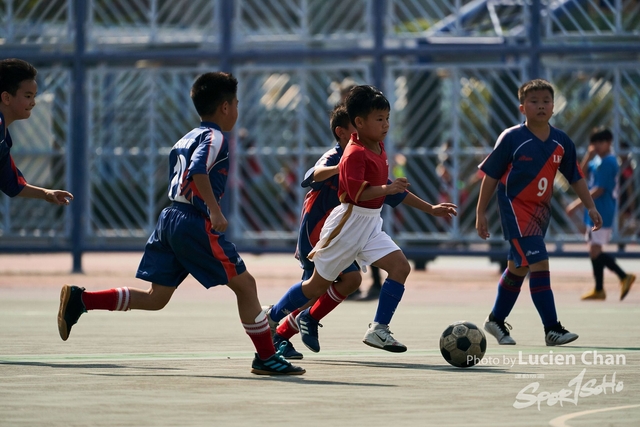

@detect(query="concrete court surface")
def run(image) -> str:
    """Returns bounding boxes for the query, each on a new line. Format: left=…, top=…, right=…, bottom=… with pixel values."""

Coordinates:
left=1, top=251, right=639, bottom=427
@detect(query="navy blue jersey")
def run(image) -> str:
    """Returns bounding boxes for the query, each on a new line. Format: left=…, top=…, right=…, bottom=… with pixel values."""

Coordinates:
left=168, top=121, right=229, bottom=217
left=136, top=121, right=244, bottom=288
left=0, top=112, right=27, bottom=197
left=479, top=123, right=583, bottom=239
left=296, top=142, right=407, bottom=266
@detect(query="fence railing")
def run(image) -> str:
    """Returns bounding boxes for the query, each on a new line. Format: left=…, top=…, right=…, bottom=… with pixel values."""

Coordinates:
left=1, top=0, right=639, bottom=271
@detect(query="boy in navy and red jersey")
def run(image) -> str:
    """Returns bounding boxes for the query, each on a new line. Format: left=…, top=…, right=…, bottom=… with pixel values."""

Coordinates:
left=271, top=103, right=408, bottom=357
left=0, top=58, right=73, bottom=205
left=266, top=85, right=457, bottom=353
left=57, top=72, right=304, bottom=376
left=476, top=78, right=603, bottom=347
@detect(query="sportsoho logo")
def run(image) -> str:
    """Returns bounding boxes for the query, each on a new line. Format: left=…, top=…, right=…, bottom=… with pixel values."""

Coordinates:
left=510, top=351, right=626, bottom=410
left=468, top=350, right=628, bottom=410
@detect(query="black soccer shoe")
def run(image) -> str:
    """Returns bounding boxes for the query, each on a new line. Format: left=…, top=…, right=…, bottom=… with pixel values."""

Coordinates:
left=251, top=352, right=306, bottom=376
left=57, top=285, right=87, bottom=341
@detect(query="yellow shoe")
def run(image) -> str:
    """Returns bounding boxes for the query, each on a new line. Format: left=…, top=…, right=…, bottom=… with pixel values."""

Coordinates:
left=620, top=274, right=636, bottom=301
left=581, top=289, right=606, bottom=300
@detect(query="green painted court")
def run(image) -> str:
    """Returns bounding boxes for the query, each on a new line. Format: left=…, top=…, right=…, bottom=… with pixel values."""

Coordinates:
left=1, top=252, right=639, bottom=426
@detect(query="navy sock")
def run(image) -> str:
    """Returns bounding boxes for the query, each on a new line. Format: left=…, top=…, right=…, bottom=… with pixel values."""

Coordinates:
left=491, top=269, right=524, bottom=321
left=591, top=256, right=605, bottom=291
left=529, top=270, right=557, bottom=328
left=269, top=281, right=309, bottom=323
left=373, top=279, right=405, bottom=325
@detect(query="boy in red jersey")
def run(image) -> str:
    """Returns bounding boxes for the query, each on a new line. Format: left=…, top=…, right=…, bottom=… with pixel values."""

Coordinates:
left=476, top=79, right=603, bottom=346
left=56, top=72, right=304, bottom=376
left=0, top=58, right=73, bottom=205
left=266, top=85, right=457, bottom=352
left=271, top=103, right=408, bottom=357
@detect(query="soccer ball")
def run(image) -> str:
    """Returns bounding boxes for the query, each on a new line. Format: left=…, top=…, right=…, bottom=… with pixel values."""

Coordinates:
left=439, top=321, right=487, bottom=368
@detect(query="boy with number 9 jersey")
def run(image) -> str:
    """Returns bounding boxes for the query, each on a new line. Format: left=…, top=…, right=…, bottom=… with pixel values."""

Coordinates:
left=476, top=79, right=602, bottom=347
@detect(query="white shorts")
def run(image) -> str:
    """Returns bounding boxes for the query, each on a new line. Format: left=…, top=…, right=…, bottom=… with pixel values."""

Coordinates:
left=586, top=227, right=612, bottom=246
left=308, top=203, right=400, bottom=281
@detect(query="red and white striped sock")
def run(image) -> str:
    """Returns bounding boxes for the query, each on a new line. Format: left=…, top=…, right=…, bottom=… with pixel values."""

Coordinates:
left=309, top=283, right=346, bottom=320
left=244, top=312, right=275, bottom=360
left=81, top=287, right=131, bottom=311
left=276, top=310, right=301, bottom=339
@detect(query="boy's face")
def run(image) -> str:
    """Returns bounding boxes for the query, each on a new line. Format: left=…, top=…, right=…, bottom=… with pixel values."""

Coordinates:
left=356, top=108, right=390, bottom=142
left=519, top=89, right=553, bottom=125
left=1, top=79, right=37, bottom=121
left=592, top=139, right=611, bottom=157
left=219, top=97, right=238, bottom=132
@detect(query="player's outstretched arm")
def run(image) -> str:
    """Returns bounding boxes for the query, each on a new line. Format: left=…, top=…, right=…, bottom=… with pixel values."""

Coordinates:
left=359, top=177, right=409, bottom=201
left=570, top=178, right=602, bottom=231
left=475, top=175, right=498, bottom=240
left=17, top=184, right=73, bottom=205
left=311, top=165, right=339, bottom=183
left=401, top=192, right=457, bottom=218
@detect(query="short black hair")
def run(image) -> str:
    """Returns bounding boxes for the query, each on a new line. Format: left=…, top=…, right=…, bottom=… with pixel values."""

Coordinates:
left=518, top=79, right=554, bottom=104
left=590, top=126, right=613, bottom=143
left=190, top=72, right=237, bottom=117
left=330, top=103, right=351, bottom=142
left=344, top=85, right=390, bottom=127
left=0, top=58, right=37, bottom=96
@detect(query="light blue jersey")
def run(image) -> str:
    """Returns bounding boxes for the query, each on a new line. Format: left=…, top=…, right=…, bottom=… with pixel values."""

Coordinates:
left=584, top=153, right=618, bottom=228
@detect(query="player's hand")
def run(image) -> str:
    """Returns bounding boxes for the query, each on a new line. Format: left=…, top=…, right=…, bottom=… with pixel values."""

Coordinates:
left=430, top=202, right=457, bottom=219
left=209, top=210, right=228, bottom=233
left=45, top=190, right=73, bottom=206
left=476, top=214, right=490, bottom=240
left=386, top=177, right=410, bottom=195
left=588, top=208, right=603, bottom=231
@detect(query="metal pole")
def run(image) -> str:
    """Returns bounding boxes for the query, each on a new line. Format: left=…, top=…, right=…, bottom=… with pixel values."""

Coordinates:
left=529, top=0, right=542, bottom=79
left=220, top=0, right=233, bottom=73
left=372, top=0, right=385, bottom=90
left=70, top=0, right=88, bottom=273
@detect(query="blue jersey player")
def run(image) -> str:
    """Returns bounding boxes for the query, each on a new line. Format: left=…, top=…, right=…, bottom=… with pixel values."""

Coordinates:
left=476, top=79, right=603, bottom=347
left=0, top=58, right=73, bottom=205
left=57, top=72, right=304, bottom=375
left=566, top=127, right=635, bottom=301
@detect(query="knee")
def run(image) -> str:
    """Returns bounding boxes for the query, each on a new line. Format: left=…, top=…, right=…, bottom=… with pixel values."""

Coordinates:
left=335, top=273, right=362, bottom=295
left=228, top=273, right=258, bottom=298
left=387, top=260, right=411, bottom=282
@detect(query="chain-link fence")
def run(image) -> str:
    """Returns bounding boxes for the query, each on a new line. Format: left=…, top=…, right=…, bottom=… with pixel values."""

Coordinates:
left=1, top=0, right=639, bottom=270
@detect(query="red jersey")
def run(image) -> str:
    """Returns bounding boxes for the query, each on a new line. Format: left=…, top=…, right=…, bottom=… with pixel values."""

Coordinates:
left=338, top=133, right=390, bottom=209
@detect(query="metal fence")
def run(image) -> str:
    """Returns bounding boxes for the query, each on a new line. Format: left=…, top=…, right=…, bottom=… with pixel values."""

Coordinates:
left=1, top=0, right=639, bottom=271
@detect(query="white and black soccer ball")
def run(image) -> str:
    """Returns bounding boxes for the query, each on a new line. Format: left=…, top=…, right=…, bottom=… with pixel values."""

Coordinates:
left=439, top=321, right=487, bottom=368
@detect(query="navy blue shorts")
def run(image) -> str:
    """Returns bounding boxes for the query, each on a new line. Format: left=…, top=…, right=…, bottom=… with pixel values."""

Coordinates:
left=136, top=202, right=246, bottom=288
left=508, top=236, right=548, bottom=268
left=300, top=257, right=359, bottom=281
